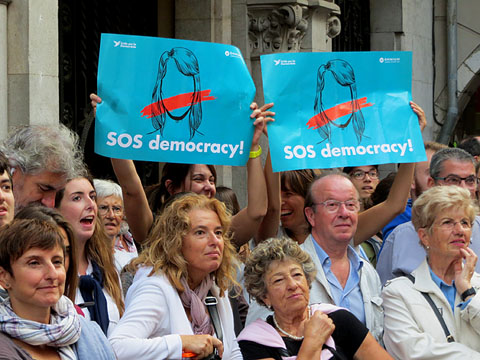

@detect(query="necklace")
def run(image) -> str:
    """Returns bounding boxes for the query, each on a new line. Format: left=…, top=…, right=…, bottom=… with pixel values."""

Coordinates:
left=272, top=306, right=311, bottom=341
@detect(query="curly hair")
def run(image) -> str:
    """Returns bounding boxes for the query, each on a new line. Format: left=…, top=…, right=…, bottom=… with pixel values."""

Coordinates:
left=243, top=237, right=316, bottom=307
left=412, top=185, right=477, bottom=237
left=0, top=124, right=85, bottom=179
left=132, top=193, right=238, bottom=296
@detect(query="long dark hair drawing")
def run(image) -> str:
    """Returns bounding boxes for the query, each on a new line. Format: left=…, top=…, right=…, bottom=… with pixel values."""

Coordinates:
left=314, top=59, right=365, bottom=144
left=151, top=47, right=202, bottom=139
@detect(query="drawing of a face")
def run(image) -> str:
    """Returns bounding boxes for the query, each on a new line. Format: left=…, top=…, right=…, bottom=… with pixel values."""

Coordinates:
left=150, top=47, right=203, bottom=140
left=313, top=59, right=366, bottom=144
left=161, top=61, right=196, bottom=120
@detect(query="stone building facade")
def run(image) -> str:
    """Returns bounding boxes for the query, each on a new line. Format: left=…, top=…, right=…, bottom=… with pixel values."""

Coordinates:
left=1, top=0, right=479, bottom=204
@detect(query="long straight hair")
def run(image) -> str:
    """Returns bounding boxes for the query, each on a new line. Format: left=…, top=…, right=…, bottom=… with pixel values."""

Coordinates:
left=55, top=176, right=124, bottom=316
left=314, top=59, right=365, bottom=144
left=151, top=47, right=202, bottom=139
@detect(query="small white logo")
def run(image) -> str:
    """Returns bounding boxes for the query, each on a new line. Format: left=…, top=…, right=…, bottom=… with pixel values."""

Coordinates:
left=113, top=40, right=137, bottom=49
left=274, top=59, right=296, bottom=66
left=379, top=56, right=400, bottom=64
left=225, top=50, right=242, bottom=59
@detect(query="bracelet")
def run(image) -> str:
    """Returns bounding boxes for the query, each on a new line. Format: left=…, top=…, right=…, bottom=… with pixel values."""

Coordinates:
left=249, top=145, right=262, bottom=159
left=461, top=287, right=476, bottom=301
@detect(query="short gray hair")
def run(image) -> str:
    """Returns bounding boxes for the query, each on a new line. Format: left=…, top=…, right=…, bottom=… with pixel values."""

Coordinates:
left=93, top=179, right=123, bottom=200
left=412, top=186, right=477, bottom=243
left=0, top=124, right=85, bottom=179
left=244, top=237, right=316, bottom=307
left=429, top=147, right=475, bottom=179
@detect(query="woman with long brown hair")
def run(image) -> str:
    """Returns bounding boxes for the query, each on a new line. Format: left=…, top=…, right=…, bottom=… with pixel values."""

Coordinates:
left=55, top=173, right=124, bottom=336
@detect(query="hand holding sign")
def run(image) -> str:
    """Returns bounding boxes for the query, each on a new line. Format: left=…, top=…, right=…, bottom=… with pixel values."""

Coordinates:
left=95, top=34, right=256, bottom=166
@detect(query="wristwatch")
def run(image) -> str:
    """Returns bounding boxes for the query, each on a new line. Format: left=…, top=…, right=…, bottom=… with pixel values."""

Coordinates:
left=461, top=287, right=476, bottom=301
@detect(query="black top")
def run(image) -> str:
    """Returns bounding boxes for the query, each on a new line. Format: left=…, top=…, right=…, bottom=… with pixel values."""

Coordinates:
left=239, top=309, right=368, bottom=360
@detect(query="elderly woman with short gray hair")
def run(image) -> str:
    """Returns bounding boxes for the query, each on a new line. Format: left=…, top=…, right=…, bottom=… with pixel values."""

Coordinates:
left=382, top=186, right=480, bottom=359
left=238, top=237, right=391, bottom=360
left=94, top=179, right=138, bottom=272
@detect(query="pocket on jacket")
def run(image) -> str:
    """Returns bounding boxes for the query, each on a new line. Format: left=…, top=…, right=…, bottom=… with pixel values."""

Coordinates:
left=371, top=296, right=383, bottom=308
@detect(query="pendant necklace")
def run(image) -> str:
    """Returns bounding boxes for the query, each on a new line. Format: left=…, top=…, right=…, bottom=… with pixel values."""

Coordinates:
left=273, top=306, right=311, bottom=341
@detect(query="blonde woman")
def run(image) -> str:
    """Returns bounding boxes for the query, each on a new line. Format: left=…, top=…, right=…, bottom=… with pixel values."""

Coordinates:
left=109, top=193, right=242, bottom=360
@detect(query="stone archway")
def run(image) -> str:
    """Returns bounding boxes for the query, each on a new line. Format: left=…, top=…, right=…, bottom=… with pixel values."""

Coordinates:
left=435, top=45, right=480, bottom=141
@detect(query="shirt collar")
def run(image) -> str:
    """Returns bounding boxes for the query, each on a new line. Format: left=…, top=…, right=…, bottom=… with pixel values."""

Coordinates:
left=429, top=267, right=454, bottom=289
left=310, top=234, right=364, bottom=271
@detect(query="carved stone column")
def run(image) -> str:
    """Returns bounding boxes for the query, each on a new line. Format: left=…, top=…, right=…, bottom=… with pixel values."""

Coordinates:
left=246, top=0, right=341, bottom=103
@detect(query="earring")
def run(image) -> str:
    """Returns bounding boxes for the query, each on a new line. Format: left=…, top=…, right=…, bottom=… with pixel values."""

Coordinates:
left=3, top=283, right=10, bottom=289
left=426, top=246, right=430, bottom=251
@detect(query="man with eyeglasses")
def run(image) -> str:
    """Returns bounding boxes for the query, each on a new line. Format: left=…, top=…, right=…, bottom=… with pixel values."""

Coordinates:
left=301, top=172, right=384, bottom=344
left=377, top=147, right=480, bottom=285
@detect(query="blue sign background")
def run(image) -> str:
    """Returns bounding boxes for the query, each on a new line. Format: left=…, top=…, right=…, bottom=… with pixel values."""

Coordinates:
left=96, top=33, right=256, bottom=165
left=261, top=52, right=426, bottom=172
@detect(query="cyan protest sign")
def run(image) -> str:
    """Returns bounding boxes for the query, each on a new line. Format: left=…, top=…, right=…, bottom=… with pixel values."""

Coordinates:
left=261, top=51, right=426, bottom=172
left=95, top=34, right=256, bottom=165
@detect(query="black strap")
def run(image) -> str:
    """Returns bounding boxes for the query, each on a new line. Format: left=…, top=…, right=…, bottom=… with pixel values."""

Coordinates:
left=405, top=274, right=455, bottom=343
left=205, top=291, right=223, bottom=343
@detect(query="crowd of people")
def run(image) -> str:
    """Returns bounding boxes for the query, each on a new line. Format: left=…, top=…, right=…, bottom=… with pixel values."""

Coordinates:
left=0, top=95, right=478, bottom=360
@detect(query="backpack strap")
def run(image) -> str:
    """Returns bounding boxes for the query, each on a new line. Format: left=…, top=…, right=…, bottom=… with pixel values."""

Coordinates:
left=405, top=274, right=455, bottom=343
left=205, top=291, right=223, bottom=343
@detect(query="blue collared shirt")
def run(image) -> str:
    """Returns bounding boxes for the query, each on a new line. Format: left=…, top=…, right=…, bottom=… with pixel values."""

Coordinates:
left=429, top=268, right=471, bottom=312
left=312, top=239, right=366, bottom=324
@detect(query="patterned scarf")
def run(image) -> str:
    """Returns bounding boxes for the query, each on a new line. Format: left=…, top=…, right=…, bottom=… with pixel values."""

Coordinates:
left=180, top=276, right=214, bottom=335
left=0, top=295, right=81, bottom=360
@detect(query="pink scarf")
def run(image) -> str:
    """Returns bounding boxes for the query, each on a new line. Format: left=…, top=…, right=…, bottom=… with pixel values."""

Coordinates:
left=180, top=276, right=214, bottom=335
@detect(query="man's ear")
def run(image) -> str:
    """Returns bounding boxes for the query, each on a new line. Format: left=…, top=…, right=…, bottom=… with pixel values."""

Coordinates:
left=427, top=176, right=435, bottom=189
left=304, top=207, right=315, bottom=228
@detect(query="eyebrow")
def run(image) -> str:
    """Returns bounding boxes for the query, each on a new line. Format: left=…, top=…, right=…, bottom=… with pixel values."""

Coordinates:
left=38, top=183, right=58, bottom=191
left=0, top=179, right=11, bottom=185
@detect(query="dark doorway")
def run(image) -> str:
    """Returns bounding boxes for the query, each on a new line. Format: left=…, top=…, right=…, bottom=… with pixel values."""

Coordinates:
left=58, top=0, right=165, bottom=184
left=333, top=0, right=370, bottom=52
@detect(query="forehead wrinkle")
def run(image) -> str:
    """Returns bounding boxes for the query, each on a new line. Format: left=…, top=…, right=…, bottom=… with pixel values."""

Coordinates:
left=313, top=175, right=359, bottom=202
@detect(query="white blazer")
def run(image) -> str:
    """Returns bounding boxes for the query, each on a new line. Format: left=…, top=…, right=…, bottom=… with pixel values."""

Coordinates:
left=109, top=266, right=242, bottom=360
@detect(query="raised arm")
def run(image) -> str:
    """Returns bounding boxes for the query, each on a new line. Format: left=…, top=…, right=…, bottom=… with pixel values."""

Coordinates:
left=229, top=103, right=273, bottom=247
left=111, top=158, right=153, bottom=245
left=354, top=101, right=427, bottom=245
left=90, top=93, right=153, bottom=244
left=255, top=146, right=281, bottom=244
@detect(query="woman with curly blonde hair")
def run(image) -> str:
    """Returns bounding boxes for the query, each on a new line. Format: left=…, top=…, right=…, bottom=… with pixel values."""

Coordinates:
left=109, top=193, right=242, bottom=360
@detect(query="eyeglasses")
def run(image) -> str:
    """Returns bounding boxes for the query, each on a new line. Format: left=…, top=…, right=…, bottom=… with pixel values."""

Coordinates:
left=98, top=205, right=123, bottom=215
left=314, top=200, right=360, bottom=213
left=433, top=175, right=478, bottom=187
left=433, top=218, right=472, bottom=231
left=350, top=169, right=379, bottom=180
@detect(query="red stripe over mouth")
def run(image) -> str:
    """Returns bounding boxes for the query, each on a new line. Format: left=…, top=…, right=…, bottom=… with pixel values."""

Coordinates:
left=140, top=89, right=216, bottom=118
left=307, top=97, right=374, bottom=129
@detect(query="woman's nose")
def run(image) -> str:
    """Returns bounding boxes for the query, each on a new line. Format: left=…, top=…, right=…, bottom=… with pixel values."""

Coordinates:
left=45, top=262, right=59, bottom=280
